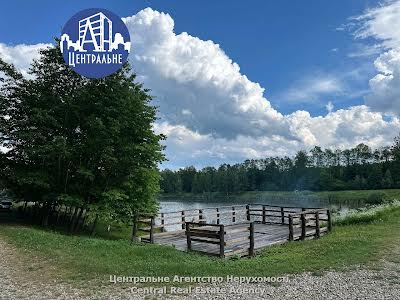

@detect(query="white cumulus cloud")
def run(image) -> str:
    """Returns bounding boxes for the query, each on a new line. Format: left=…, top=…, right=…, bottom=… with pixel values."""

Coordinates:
left=353, top=0, right=400, bottom=49
left=354, top=0, right=400, bottom=116
left=0, top=43, right=51, bottom=78
left=367, top=49, right=400, bottom=114
left=124, top=9, right=288, bottom=140
left=1, top=7, right=399, bottom=168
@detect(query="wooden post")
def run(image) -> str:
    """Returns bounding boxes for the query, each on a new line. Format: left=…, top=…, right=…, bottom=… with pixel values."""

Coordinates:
left=301, top=213, right=306, bottom=240
left=161, top=213, right=165, bottom=232
left=186, top=222, right=192, bottom=251
left=315, top=212, right=320, bottom=238
left=150, top=216, right=155, bottom=244
left=327, top=209, right=332, bottom=232
left=246, top=205, right=250, bottom=221
left=262, top=205, right=266, bottom=224
left=232, top=206, right=236, bottom=223
left=249, top=222, right=255, bottom=257
left=288, top=215, right=294, bottom=241
left=281, top=207, right=285, bottom=224
left=219, top=224, right=225, bottom=258
left=181, top=211, right=186, bottom=229
left=199, top=209, right=204, bottom=223
left=131, top=213, right=138, bottom=242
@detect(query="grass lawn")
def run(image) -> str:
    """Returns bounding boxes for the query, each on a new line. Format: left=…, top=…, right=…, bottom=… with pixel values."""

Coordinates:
left=0, top=204, right=399, bottom=282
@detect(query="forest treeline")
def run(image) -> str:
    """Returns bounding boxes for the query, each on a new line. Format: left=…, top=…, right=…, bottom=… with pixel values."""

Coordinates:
left=160, top=136, right=400, bottom=194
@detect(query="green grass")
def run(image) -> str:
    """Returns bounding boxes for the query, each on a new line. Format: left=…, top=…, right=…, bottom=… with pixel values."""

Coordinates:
left=1, top=204, right=400, bottom=282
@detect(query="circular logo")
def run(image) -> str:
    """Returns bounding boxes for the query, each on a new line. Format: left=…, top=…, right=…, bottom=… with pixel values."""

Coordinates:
left=60, top=8, right=131, bottom=79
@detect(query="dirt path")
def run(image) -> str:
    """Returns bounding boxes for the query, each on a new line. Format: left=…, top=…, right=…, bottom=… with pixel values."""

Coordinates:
left=1, top=236, right=399, bottom=300
left=0, top=237, right=136, bottom=300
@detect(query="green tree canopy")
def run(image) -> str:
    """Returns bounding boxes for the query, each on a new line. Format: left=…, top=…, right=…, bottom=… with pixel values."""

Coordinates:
left=0, top=43, right=165, bottom=225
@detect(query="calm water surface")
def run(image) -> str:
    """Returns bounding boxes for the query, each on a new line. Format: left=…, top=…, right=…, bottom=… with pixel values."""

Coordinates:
left=158, top=197, right=350, bottom=213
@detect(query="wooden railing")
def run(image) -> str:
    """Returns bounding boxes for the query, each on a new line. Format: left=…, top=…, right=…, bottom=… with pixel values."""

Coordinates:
left=185, top=221, right=255, bottom=258
left=224, top=222, right=255, bottom=258
left=247, top=203, right=327, bottom=225
left=136, top=205, right=250, bottom=239
left=133, top=213, right=157, bottom=243
left=136, top=204, right=321, bottom=233
left=185, top=222, right=225, bottom=258
left=133, top=204, right=332, bottom=257
left=288, top=208, right=332, bottom=241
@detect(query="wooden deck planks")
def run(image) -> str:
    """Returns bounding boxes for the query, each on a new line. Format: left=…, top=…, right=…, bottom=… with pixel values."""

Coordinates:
left=142, top=222, right=326, bottom=256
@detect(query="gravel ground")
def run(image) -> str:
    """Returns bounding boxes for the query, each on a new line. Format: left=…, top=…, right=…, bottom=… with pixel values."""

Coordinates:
left=1, top=237, right=399, bottom=300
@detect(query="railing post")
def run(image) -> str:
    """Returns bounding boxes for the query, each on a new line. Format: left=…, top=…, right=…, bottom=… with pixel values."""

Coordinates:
left=219, top=224, right=225, bottom=258
left=281, top=207, right=285, bottom=224
left=249, top=222, right=255, bottom=257
left=262, top=205, right=266, bottom=224
left=315, top=211, right=320, bottom=238
left=327, top=209, right=332, bottom=232
left=288, top=215, right=294, bottom=241
left=131, top=213, right=139, bottom=242
left=301, top=213, right=306, bottom=241
left=186, top=222, right=192, bottom=251
left=246, top=205, right=250, bottom=221
left=181, top=211, right=186, bottom=230
left=160, top=212, right=165, bottom=232
left=199, top=209, right=204, bottom=223
left=216, top=208, right=220, bottom=225
left=232, top=206, right=236, bottom=223
left=150, top=216, right=155, bottom=244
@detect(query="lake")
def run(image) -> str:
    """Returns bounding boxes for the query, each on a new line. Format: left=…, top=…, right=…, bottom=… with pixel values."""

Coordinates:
left=158, top=194, right=352, bottom=214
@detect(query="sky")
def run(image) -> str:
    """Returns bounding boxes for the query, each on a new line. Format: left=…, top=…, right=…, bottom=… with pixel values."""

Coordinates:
left=1, top=0, right=400, bottom=169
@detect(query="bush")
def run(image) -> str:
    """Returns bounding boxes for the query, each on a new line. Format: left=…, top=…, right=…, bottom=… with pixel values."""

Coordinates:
left=365, top=192, right=387, bottom=205
left=335, top=200, right=400, bottom=226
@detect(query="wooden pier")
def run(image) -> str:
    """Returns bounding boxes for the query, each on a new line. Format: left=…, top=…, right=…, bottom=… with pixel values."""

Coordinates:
left=133, top=204, right=332, bottom=258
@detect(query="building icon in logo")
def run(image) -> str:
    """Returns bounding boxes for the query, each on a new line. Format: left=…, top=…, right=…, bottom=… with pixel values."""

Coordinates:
left=78, top=12, right=112, bottom=52
left=60, top=8, right=131, bottom=78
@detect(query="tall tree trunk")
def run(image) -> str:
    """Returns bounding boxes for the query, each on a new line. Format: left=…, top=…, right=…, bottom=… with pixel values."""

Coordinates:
left=90, top=214, right=99, bottom=236
left=69, top=207, right=78, bottom=233
left=73, top=208, right=85, bottom=233
left=41, top=203, right=50, bottom=227
left=62, top=206, right=70, bottom=225
left=69, top=207, right=76, bottom=222
left=23, top=201, right=28, bottom=215
left=56, top=205, right=62, bottom=225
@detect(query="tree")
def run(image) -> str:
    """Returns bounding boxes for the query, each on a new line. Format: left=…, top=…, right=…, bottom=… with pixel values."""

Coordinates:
left=179, top=166, right=196, bottom=193
left=381, top=146, right=392, bottom=163
left=355, top=143, right=372, bottom=164
left=310, top=146, right=324, bottom=167
left=0, top=43, right=165, bottom=227
left=367, top=165, right=383, bottom=189
left=157, top=134, right=400, bottom=194
left=391, top=133, right=400, bottom=185
left=160, top=169, right=182, bottom=193
left=392, top=133, right=400, bottom=161
left=382, top=169, right=393, bottom=189
left=294, top=150, right=310, bottom=169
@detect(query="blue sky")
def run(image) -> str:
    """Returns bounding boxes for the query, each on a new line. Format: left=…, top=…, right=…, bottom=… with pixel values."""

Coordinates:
left=1, top=0, right=399, bottom=169
left=0, top=0, right=378, bottom=115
